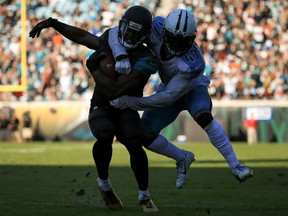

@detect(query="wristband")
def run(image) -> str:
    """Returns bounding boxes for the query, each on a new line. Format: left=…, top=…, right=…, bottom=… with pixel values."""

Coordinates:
left=115, top=55, right=129, bottom=61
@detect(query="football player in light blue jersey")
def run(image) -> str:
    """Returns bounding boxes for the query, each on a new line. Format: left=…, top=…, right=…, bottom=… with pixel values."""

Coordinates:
left=109, top=8, right=253, bottom=185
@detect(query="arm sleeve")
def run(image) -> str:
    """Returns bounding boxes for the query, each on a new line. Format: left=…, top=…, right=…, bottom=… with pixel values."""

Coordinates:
left=108, top=27, right=128, bottom=59
left=127, top=72, right=192, bottom=110
left=51, top=19, right=100, bottom=50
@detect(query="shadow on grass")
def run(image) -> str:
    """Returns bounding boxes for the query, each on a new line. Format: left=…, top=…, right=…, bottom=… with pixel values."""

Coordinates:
left=0, top=165, right=287, bottom=216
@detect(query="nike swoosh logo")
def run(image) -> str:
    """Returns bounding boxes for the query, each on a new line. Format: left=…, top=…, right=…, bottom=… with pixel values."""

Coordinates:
left=183, top=164, right=187, bottom=174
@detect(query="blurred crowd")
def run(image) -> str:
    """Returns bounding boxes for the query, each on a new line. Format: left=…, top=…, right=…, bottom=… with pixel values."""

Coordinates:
left=0, top=0, right=287, bottom=102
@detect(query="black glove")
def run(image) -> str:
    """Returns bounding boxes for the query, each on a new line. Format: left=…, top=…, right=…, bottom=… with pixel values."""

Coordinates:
left=29, top=17, right=56, bottom=38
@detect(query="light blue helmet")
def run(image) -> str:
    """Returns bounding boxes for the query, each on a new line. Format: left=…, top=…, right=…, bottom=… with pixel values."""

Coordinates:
left=163, top=9, right=197, bottom=56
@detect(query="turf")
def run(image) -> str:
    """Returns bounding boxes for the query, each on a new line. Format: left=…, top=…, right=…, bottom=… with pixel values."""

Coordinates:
left=0, top=141, right=287, bottom=216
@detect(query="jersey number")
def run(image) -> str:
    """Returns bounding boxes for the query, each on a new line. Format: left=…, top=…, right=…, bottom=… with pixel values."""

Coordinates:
left=184, top=49, right=200, bottom=62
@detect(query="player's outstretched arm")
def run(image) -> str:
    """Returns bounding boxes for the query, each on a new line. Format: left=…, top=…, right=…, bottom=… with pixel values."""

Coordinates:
left=29, top=17, right=100, bottom=50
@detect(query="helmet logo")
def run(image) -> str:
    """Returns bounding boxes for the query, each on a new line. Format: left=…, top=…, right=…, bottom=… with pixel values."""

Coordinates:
left=175, top=10, right=188, bottom=34
left=128, top=21, right=142, bottom=32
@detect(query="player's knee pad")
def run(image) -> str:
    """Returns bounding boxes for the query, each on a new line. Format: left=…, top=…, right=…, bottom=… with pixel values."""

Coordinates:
left=195, top=112, right=214, bottom=129
left=88, top=114, right=114, bottom=142
left=117, top=128, right=141, bottom=147
left=119, top=135, right=145, bottom=158
left=90, top=125, right=114, bottom=145
left=142, top=132, right=158, bottom=148
left=119, top=135, right=138, bottom=147
left=97, top=130, right=114, bottom=142
left=124, top=138, right=143, bottom=155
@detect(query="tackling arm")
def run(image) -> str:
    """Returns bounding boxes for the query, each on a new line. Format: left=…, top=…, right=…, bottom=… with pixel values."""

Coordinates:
left=111, top=72, right=193, bottom=110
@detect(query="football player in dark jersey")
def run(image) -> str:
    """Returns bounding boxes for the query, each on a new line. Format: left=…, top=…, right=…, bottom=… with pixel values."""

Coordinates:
left=29, top=6, right=158, bottom=212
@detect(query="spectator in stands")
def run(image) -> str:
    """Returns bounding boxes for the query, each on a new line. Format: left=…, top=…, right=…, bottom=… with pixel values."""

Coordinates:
left=22, top=111, right=33, bottom=142
left=8, top=112, right=22, bottom=144
left=0, top=111, right=10, bottom=141
left=244, top=113, right=258, bottom=145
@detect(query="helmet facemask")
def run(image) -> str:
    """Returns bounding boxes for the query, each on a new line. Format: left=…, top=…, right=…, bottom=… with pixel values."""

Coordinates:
left=163, top=29, right=195, bottom=56
left=117, top=6, right=152, bottom=50
left=163, top=9, right=197, bottom=56
left=118, top=19, right=149, bottom=49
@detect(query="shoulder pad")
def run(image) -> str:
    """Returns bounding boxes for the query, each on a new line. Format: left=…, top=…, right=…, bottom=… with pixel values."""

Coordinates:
left=152, top=16, right=165, bottom=37
left=132, top=56, right=158, bottom=77
left=153, top=16, right=165, bottom=26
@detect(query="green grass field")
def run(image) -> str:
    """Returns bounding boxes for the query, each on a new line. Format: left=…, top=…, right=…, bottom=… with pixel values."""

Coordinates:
left=0, top=141, right=288, bottom=216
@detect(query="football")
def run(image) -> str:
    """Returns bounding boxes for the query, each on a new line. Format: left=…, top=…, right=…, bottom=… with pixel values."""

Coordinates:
left=98, top=54, right=118, bottom=80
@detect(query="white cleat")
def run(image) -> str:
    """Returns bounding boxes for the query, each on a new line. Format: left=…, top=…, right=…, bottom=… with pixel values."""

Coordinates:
left=176, top=151, right=195, bottom=189
left=231, top=163, right=253, bottom=183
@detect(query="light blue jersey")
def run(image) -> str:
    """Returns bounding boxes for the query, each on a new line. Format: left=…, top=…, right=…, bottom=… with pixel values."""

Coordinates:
left=149, top=16, right=208, bottom=85
left=109, top=16, right=210, bottom=111
left=109, top=16, right=212, bottom=133
left=109, top=12, right=249, bottom=176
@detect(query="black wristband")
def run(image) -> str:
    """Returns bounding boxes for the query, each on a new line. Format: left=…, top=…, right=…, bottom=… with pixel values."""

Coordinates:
left=115, top=55, right=129, bottom=61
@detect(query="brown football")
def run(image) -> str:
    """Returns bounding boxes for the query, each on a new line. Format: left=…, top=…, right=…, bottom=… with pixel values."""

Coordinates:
left=98, top=55, right=118, bottom=80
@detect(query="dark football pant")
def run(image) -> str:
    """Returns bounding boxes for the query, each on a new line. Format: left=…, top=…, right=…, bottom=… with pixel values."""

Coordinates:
left=88, top=105, right=149, bottom=191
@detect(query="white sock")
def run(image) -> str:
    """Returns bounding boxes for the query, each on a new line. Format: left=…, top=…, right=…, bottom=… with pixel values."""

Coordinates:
left=147, top=134, right=186, bottom=162
left=98, top=177, right=112, bottom=191
left=204, top=119, right=239, bottom=168
left=138, top=189, right=150, bottom=200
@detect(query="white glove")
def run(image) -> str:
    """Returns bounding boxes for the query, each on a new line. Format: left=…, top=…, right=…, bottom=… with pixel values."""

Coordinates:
left=115, top=58, right=131, bottom=74
left=110, top=95, right=130, bottom=110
